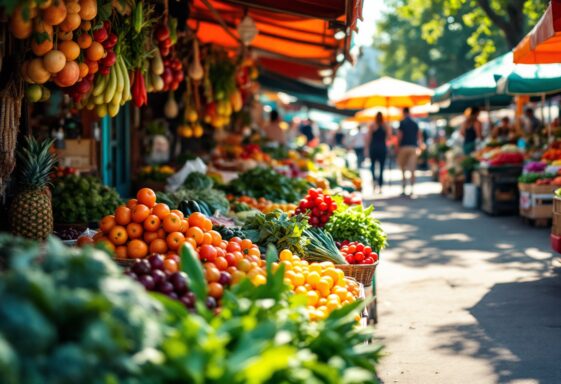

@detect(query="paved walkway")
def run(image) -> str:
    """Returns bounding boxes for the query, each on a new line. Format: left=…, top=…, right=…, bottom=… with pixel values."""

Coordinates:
left=361, top=169, right=561, bottom=384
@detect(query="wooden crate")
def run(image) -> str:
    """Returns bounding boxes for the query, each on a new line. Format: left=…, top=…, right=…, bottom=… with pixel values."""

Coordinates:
left=553, top=213, right=561, bottom=236
left=529, top=184, right=558, bottom=195
left=518, top=183, right=531, bottom=193
left=520, top=185, right=556, bottom=220
left=554, top=196, right=561, bottom=214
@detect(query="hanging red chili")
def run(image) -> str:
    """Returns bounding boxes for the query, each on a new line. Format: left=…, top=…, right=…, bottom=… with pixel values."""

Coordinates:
left=132, top=69, right=147, bottom=108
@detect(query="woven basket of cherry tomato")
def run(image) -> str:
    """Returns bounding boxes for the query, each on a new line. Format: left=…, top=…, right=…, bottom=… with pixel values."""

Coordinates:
left=335, top=240, right=379, bottom=287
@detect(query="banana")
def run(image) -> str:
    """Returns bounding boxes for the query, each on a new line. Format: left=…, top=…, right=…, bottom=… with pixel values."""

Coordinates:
left=115, top=58, right=124, bottom=94
left=112, top=86, right=122, bottom=106
left=96, top=104, right=107, bottom=117
left=104, top=66, right=117, bottom=104
left=108, top=102, right=120, bottom=117
left=94, top=93, right=105, bottom=105
left=120, top=57, right=131, bottom=103
left=92, top=74, right=108, bottom=97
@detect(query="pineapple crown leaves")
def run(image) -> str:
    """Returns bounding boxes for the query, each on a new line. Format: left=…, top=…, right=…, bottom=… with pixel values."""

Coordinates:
left=16, top=136, right=57, bottom=191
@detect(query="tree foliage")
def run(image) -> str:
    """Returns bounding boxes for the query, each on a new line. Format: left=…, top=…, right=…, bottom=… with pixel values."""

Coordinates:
left=376, top=0, right=548, bottom=83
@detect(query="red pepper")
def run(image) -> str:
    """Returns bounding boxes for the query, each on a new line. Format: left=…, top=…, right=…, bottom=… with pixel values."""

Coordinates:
left=132, top=69, right=147, bottom=107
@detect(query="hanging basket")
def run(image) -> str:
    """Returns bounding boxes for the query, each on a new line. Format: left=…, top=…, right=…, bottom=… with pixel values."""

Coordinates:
left=335, top=261, right=378, bottom=287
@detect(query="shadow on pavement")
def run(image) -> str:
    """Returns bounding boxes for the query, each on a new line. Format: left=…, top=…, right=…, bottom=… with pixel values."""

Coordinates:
left=434, top=275, right=561, bottom=383
left=366, top=193, right=554, bottom=275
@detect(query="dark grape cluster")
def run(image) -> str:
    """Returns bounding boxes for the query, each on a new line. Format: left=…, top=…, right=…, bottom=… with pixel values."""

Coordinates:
left=55, top=227, right=83, bottom=240
left=125, top=254, right=217, bottom=310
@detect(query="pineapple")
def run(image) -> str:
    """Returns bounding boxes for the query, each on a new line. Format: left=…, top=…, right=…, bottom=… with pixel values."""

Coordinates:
left=9, top=137, right=56, bottom=240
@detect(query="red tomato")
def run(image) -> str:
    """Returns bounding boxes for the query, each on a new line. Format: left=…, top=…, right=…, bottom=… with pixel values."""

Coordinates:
left=226, top=241, right=241, bottom=253
left=363, top=246, right=372, bottom=255
left=354, top=252, right=365, bottom=262
left=199, top=245, right=217, bottom=262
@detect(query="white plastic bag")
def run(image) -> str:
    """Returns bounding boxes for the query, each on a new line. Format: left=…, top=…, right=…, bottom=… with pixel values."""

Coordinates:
left=463, top=183, right=478, bottom=209
left=166, top=158, right=207, bottom=192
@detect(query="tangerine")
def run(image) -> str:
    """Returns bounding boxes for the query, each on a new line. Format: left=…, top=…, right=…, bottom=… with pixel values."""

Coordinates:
left=86, top=41, right=104, bottom=61
left=59, top=40, right=80, bottom=61
left=126, top=198, right=138, bottom=208
left=137, top=187, right=157, bottom=208
left=109, top=225, right=128, bottom=245
left=186, top=226, right=204, bottom=244
left=149, top=238, right=168, bottom=254
left=131, top=204, right=151, bottom=223
left=166, top=231, right=185, bottom=251
left=127, top=239, right=148, bottom=259
left=99, top=214, right=116, bottom=233
left=126, top=222, right=143, bottom=239
left=143, top=215, right=161, bottom=232
left=77, top=32, right=92, bottom=48
left=163, top=213, right=182, bottom=233
left=163, top=258, right=178, bottom=273
left=115, top=206, right=131, bottom=226
left=188, top=212, right=206, bottom=228
left=171, top=209, right=184, bottom=219
left=115, top=245, right=127, bottom=259
left=143, top=231, right=158, bottom=244
left=152, top=203, right=171, bottom=220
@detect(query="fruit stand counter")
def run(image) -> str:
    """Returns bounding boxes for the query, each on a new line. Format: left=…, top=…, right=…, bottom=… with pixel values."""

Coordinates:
left=478, top=165, right=523, bottom=215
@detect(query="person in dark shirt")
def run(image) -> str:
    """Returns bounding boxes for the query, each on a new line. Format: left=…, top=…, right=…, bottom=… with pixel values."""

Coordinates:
left=460, top=107, right=482, bottom=155
left=365, top=112, right=392, bottom=193
left=397, top=107, right=423, bottom=196
left=300, top=119, right=315, bottom=143
left=334, top=126, right=345, bottom=147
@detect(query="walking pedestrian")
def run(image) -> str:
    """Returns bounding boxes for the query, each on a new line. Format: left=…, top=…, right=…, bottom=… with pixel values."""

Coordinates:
left=365, top=112, right=392, bottom=194
left=397, top=107, right=423, bottom=196
left=347, top=125, right=366, bottom=169
left=460, top=107, right=482, bottom=155
left=264, top=110, right=286, bottom=145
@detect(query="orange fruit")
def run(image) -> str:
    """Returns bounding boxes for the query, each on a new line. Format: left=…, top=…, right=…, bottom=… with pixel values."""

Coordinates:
left=205, top=267, right=220, bottom=283
left=180, top=219, right=189, bottom=233
left=126, top=222, right=143, bottom=239
left=208, top=282, right=224, bottom=298
left=126, top=198, right=138, bottom=209
left=152, top=203, right=171, bottom=220
left=163, top=213, right=182, bottom=233
left=137, top=187, right=156, bottom=208
left=96, top=239, right=115, bottom=254
left=100, top=215, right=116, bottom=233
left=209, top=230, right=222, bottom=246
left=77, top=236, right=94, bottom=247
left=184, top=237, right=198, bottom=249
left=166, top=231, right=185, bottom=251
left=86, top=60, right=98, bottom=75
left=59, top=40, right=80, bottom=61
left=127, top=239, right=148, bottom=259
left=164, top=258, right=179, bottom=274
left=86, top=41, right=104, bottom=61
left=215, top=256, right=228, bottom=271
left=247, top=247, right=260, bottom=258
left=143, top=231, right=159, bottom=244
left=157, top=228, right=166, bottom=239
left=80, top=20, right=91, bottom=31
left=307, top=290, right=319, bottom=306
left=171, top=209, right=184, bottom=219
left=200, top=218, right=213, bottom=232
left=115, top=245, right=127, bottom=258
left=186, top=226, right=204, bottom=245
left=131, top=204, right=151, bottom=223
left=143, top=214, right=161, bottom=232
left=241, top=238, right=253, bottom=250
left=59, top=12, right=81, bottom=32
left=201, top=232, right=213, bottom=245
left=188, top=212, right=206, bottom=228
left=78, top=62, right=89, bottom=78
left=115, top=206, right=132, bottom=226
left=109, top=225, right=128, bottom=245
left=77, top=32, right=92, bottom=48
left=149, top=238, right=168, bottom=254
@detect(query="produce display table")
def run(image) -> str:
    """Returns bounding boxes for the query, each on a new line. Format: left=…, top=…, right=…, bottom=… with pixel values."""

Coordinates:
left=519, top=183, right=557, bottom=225
left=479, top=165, right=523, bottom=215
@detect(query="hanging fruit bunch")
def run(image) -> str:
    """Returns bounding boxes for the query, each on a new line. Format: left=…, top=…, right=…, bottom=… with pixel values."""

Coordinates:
left=11, top=0, right=99, bottom=102
left=177, top=78, right=203, bottom=139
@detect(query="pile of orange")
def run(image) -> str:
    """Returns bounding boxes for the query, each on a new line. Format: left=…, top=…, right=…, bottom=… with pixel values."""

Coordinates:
left=273, top=250, right=360, bottom=320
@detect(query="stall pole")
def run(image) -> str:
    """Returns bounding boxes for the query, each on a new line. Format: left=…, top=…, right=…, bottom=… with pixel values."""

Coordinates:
left=101, top=115, right=111, bottom=186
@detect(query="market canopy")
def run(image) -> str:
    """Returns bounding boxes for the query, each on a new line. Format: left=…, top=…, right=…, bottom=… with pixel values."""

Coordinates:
left=513, top=0, right=561, bottom=64
left=333, top=76, right=434, bottom=109
left=496, top=61, right=561, bottom=95
left=188, top=0, right=364, bottom=81
left=432, top=53, right=514, bottom=104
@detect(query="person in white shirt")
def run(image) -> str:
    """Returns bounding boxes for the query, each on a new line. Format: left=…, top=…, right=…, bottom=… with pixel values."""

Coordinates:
left=346, top=125, right=366, bottom=169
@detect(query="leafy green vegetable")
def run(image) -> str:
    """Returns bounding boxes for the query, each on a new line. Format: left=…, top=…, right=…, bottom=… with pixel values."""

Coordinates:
left=303, top=228, right=347, bottom=264
left=325, top=205, right=387, bottom=252
left=52, top=175, right=122, bottom=224
left=518, top=172, right=555, bottom=184
left=183, top=172, right=214, bottom=190
left=242, top=211, right=310, bottom=257
left=223, top=167, right=311, bottom=203
left=0, top=235, right=163, bottom=384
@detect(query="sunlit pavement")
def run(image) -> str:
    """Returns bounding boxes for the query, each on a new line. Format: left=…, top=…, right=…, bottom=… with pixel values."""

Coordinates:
left=359, top=167, right=561, bottom=384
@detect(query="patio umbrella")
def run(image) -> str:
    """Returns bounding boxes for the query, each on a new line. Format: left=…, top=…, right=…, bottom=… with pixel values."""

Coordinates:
left=333, top=76, right=434, bottom=110
left=350, top=104, right=435, bottom=123
left=496, top=61, right=561, bottom=95
left=513, top=0, right=561, bottom=64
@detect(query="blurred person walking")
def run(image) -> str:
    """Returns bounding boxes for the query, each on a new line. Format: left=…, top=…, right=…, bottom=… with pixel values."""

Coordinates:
left=397, top=107, right=423, bottom=196
left=460, top=107, right=482, bottom=155
left=264, top=110, right=286, bottom=145
left=347, top=125, right=366, bottom=169
left=365, top=112, right=392, bottom=193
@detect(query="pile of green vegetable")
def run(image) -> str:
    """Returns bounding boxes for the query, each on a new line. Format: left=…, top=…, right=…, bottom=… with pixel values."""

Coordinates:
left=52, top=175, right=122, bottom=224
left=223, top=167, right=311, bottom=202
left=157, top=172, right=230, bottom=215
left=0, top=235, right=163, bottom=384
left=518, top=172, right=555, bottom=184
left=326, top=204, right=387, bottom=252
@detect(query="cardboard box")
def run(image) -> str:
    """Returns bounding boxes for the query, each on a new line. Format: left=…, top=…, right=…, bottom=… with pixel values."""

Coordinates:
left=56, top=139, right=95, bottom=172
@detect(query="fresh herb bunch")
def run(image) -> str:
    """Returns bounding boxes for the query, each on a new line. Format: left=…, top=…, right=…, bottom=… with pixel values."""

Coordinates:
left=242, top=211, right=310, bottom=256
left=325, top=205, right=387, bottom=252
left=303, top=227, right=347, bottom=264
left=223, top=166, right=311, bottom=203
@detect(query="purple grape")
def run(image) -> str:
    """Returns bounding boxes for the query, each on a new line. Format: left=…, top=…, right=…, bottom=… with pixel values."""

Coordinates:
left=148, top=254, right=165, bottom=270
left=138, top=274, right=155, bottom=290
left=206, top=297, right=217, bottom=310
left=167, top=292, right=179, bottom=300
left=151, top=269, right=166, bottom=285
left=132, top=259, right=151, bottom=275
left=168, top=272, right=188, bottom=295
left=180, top=292, right=196, bottom=308
left=157, top=281, right=174, bottom=294
left=218, top=271, right=232, bottom=286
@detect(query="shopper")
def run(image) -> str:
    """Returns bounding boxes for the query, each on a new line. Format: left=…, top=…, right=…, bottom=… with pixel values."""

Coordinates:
left=264, top=110, right=286, bottom=145
left=524, top=107, right=543, bottom=135
left=492, top=117, right=515, bottom=143
left=333, top=126, right=345, bottom=147
left=460, top=107, right=482, bottom=155
left=365, top=112, right=391, bottom=193
left=347, top=125, right=366, bottom=169
left=300, top=118, right=315, bottom=144
left=397, top=107, right=423, bottom=196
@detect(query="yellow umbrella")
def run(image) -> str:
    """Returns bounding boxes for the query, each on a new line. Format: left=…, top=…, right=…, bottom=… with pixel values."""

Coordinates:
left=333, top=76, right=435, bottom=110
left=350, top=104, right=435, bottom=123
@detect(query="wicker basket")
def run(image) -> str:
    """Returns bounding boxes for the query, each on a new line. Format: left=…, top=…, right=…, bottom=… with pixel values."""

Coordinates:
left=335, top=261, right=378, bottom=287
